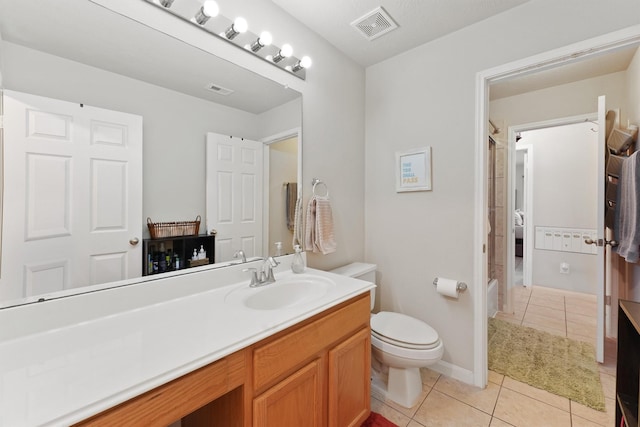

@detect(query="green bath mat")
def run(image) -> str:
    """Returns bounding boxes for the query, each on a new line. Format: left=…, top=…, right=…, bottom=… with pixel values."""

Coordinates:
left=488, top=317, right=605, bottom=411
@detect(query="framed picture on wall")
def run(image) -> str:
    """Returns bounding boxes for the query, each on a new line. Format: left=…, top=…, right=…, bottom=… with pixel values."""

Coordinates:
left=395, top=147, right=432, bottom=192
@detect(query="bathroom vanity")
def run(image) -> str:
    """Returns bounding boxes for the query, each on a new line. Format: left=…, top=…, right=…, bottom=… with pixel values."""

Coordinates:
left=0, top=257, right=374, bottom=426
left=75, top=294, right=370, bottom=426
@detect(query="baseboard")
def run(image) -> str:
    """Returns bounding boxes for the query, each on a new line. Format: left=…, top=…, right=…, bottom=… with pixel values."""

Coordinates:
left=430, top=360, right=475, bottom=385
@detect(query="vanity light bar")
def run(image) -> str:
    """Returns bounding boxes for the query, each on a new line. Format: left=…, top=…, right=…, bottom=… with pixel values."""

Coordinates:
left=147, top=0, right=311, bottom=80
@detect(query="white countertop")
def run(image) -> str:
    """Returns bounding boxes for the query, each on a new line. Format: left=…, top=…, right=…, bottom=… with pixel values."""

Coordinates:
left=0, top=259, right=374, bottom=426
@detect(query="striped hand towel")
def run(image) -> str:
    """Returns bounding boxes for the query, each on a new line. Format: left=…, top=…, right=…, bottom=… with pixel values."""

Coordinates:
left=304, top=195, right=337, bottom=254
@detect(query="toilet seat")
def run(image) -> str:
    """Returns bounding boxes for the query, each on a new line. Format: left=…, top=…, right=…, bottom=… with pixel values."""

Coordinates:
left=371, top=312, right=439, bottom=346
left=370, top=311, right=442, bottom=359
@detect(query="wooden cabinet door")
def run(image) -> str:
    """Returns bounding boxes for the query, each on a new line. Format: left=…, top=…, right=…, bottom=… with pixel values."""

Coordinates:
left=253, top=359, right=323, bottom=427
left=328, top=327, right=371, bottom=427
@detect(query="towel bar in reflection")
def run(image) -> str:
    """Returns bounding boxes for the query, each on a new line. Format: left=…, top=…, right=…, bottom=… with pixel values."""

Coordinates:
left=311, top=178, right=329, bottom=197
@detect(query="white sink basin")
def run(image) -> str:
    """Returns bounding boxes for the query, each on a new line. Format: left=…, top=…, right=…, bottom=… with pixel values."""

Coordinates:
left=226, top=274, right=336, bottom=310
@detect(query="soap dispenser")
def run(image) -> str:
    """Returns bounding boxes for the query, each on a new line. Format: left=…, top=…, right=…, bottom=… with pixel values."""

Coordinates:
left=291, top=244, right=305, bottom=274
left=198, top=245, right=206, bottom=260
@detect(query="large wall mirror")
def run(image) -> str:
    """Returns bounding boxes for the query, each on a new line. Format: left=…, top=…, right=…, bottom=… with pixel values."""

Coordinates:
left=0, top=0, right=302, bottom=308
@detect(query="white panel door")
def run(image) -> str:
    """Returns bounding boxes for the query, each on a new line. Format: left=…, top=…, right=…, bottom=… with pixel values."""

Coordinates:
left=1, top=90, right=143, bottom=302
left=206, top=132, right=263, bottom=262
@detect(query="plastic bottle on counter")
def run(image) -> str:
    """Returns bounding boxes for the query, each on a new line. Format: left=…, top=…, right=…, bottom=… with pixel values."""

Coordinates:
left=158, top=243, right=167, bottom=272
left=192, top=248, right=198, bottom=261
left=274, top=241, right=283, bottom=256
left=291, top=244, right=305, bottom=274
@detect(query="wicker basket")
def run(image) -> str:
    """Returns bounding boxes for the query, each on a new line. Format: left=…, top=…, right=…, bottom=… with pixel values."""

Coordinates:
left=147, top=215, right=201, bottom=239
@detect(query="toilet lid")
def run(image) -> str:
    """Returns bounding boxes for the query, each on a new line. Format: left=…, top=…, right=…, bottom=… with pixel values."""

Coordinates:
left=371, top=312, right=439, bottom=348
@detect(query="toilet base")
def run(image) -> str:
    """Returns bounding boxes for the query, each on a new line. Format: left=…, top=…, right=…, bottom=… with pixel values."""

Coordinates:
left=371, top=365, right=423, bottom=408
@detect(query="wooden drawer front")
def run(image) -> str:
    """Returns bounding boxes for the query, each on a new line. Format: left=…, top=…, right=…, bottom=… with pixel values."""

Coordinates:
left=74, top=350, right=245, bottom=426
left=253, top=294, right=369, bottom=391
left=253, top=359, right=323, bottom=427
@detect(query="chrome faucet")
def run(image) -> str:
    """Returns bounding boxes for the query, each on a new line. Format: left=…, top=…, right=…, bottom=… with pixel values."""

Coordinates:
left=233, top=249, right=247, bottom=263
left=260, top=257, right=280, bottom=284
left=244, top=257, right=280, bottom=287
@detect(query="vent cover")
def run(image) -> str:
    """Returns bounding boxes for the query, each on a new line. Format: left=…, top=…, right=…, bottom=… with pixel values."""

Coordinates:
left=206, top=83, right=234, bottom=96
left=350, top=6, right=398, bottom=41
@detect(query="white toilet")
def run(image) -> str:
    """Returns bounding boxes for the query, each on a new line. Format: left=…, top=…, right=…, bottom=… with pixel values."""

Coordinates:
left=330, top=263, right=444, bottom=408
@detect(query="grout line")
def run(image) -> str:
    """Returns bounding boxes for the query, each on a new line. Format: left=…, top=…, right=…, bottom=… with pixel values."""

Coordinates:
left=491, top=382, right=503, bottom=417
left=569, top=400, right=573, bottom=426
left=428, top=388, right=496, bottom=418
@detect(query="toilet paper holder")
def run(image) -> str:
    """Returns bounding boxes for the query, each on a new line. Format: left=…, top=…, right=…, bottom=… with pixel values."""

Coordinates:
left=433, top=278, right=467, bottom=292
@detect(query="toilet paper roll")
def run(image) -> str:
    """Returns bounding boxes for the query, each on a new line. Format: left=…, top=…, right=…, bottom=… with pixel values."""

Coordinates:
left=436, top=277, right=459, bottom=298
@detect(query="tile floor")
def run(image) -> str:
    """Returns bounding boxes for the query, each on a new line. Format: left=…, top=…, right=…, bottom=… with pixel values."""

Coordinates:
left=370, top=285, right=617, bottom=426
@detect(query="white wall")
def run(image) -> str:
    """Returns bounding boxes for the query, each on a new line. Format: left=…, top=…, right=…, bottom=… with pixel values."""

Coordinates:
left=365, top=0, right=640, bottom=374
left=523, top=123, right=599, bottom=293
left=257, top=98, right=302, bottom=141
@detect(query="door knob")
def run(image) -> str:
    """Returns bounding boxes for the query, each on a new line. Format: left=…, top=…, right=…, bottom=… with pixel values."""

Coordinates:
left=129, top=237, right=140, bottom=246
left=584, top=238, right=618, bottom=247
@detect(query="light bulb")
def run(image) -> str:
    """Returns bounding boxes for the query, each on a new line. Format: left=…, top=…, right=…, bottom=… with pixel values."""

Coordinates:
left=225, top=17, right=248, bottom=40
left=233, top=17, right=248, bottom=34
left=249, top=31, right=273, bottom=52
left=202, top=0, right=219, bottom=17
left=194, top=0, right=219, bottom=25
left=272, top=44, right=293, bottom=63
left=259, top=31, right=272, bottom=47
left=280, top=43, right=293, bottom=58
left=291, top=56, right=312, bottom=72
left=300, top=56, right=312, bottom=69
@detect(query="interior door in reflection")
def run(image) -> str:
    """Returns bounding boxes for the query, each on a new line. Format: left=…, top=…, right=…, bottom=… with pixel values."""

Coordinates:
left=1, top=90, right=143, bottom=301
left=206, top=132, right=263, bottom=262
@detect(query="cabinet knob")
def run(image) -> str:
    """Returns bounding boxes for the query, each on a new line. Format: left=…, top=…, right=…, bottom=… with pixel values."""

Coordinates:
left=129, top=237, right=140, bottom=246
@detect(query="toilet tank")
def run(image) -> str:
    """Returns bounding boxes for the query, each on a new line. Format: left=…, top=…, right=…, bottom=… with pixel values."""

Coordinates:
left=330, top=263, right=377, bottom=310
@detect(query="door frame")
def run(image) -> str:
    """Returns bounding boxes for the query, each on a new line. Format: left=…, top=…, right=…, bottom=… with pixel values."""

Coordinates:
left=473, top=25, right=640, bottom=387
left=260, top=127, right=302, bottom=256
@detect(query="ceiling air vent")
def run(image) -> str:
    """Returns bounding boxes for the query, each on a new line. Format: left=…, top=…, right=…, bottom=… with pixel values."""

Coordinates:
left=350, top=6, right=398, bottom=41
left=206, top=83, right=234, bottom=96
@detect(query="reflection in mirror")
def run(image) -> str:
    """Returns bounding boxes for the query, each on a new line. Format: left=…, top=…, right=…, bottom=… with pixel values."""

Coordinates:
left=0, top=0, right=301, bottom=308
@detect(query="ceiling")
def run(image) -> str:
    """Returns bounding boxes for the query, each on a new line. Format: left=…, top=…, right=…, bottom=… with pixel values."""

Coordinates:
left=270, top=0, right=638, bottom=99
left=0, top=0, right=637, bottom=110
left=271, top=0, right=531, bottom=67
left=0, top=0, right=300, bottom=114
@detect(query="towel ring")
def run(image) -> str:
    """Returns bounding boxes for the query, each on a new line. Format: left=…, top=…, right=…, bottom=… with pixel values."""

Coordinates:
left=312, top=178, right=329, bottom=197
